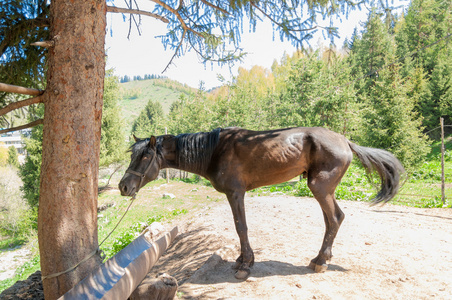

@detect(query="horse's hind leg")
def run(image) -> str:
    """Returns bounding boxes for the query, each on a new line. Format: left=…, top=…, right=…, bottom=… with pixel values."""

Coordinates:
left=307, top=169, right=346, bottom=273
left=226, top=190, right=254, bottom=279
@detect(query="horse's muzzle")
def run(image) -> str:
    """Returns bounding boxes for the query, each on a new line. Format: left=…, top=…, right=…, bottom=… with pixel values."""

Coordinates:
left=118, top=179, right=136, bottom=196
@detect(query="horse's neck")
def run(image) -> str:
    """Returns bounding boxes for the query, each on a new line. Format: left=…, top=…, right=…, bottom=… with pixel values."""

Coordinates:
left=176, top=151, right=208, bottom=176
left=160, top=137, right=207, bottom=176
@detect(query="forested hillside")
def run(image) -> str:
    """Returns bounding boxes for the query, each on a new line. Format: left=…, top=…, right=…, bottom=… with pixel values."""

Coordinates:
left=119, top=78, right=196, bottom=134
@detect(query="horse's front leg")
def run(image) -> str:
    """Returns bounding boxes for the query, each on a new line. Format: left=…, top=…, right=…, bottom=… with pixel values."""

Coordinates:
left=226, top=190, right=254, bottom=279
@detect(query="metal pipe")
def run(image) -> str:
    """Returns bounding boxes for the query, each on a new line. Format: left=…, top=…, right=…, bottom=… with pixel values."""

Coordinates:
left=59, top=226, right=178, bottom=300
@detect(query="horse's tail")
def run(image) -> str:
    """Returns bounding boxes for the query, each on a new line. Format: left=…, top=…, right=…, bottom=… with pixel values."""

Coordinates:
left=348, top=141, right=405, bottom=204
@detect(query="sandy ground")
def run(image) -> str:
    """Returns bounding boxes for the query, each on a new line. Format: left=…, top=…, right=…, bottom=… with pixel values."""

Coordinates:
left=1, top=194, right=451, bottom=299
left=0, top=246, right=32, bottom=281
left=151, top=195, right=452, bottom=299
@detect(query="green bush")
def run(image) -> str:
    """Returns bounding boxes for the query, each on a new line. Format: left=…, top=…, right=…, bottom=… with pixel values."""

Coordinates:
left=7, top=146, right=19, bottom=168
left=0, top=167, right=35, bottom=244
left=101, top=208, right=188, bottom=260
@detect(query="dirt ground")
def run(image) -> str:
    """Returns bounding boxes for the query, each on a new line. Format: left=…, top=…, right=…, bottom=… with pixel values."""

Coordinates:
left=2, top=194, right=452, bottom=299
left=0, top=247, right=32, bottom=282
left=151, top=195, right=452, bottom=300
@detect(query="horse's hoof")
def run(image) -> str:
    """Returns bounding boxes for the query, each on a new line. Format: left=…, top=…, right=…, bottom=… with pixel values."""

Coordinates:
left=234, top=269, right=250, bottom=280
left=315, top=264, right=328, bottom=273
left=308, top=262, right=328, bottom=273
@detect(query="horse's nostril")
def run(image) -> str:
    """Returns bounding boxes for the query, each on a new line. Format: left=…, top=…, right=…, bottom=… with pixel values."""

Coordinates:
left=123, top=185, right=127, bottom=193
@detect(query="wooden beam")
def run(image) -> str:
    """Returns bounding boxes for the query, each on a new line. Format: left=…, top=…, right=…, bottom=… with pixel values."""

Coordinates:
left=0, top=119, right=43, bottom=134
left=0, top=96, right=43, bottom=117
left=60, top=226, right=178, bottom=300
left=0, top=82, right=43, bottom=96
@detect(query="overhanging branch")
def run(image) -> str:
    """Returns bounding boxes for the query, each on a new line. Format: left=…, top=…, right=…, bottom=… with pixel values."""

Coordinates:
left=150, top=0, right=204, bottom=38
left=250, top=2, right=318, bottom=32
left=0, top=82, right=43, bottom=96
left=0, top=96, right=43, bottom=117
left=163, top=29, right=187, bottom=73
left=106, top=6, right=169, bottom=23
left=200, top=0, right=229, bottom=15
left=0, top=119, right=43, bottom=134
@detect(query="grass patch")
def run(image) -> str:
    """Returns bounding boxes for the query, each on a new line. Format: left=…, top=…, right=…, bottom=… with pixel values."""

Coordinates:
left=97, top=178, right=220, bottom=260
left=0, top=255, right=40, bottom=293
left=101, top=208, right=188, bottom=260
left=0, top=236, right=28, bottom=250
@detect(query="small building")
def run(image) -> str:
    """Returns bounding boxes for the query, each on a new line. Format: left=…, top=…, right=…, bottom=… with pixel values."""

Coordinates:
left=0, top=129, right=29, bottom=154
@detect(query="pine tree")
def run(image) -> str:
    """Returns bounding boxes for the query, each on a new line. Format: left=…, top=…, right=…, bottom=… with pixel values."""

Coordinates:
left=277, top=49, right=358, bottom=135
left=428, top=47, right=452, bottom=129
left=19, top=104, right=43, bottom=208
left=348, top=11, right=430, bottom=169
left=7, top=145, right=19, bottom=168
left=349, top=10, right=394, bottom=94
left=100, top=70, right=127, bottom=166
left=132, top=99, right=166, bottom=137
left=363, top=64, right=429, bottom=170
left=217, top=66, right=275, bottom=130
left=396, top=0, right=452, bottom=130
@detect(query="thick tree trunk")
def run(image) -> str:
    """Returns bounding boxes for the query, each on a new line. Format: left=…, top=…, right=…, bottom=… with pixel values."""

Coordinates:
left=38, top=0, right=106, bottom=299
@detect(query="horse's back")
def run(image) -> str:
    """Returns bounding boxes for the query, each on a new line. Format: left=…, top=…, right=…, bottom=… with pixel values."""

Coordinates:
left=210, top=127, right=352, bottom=191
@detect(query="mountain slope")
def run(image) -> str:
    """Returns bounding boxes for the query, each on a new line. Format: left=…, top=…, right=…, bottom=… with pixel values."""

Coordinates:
left=118, top=78, right=196, bottom=134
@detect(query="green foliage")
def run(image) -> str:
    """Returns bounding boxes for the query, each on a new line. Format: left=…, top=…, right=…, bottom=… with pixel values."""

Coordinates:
left=416, top=196, right=449, bottom=208
left=152, top=0, right=378, bottom=64
left=0, top=145, right=8, bottom=166
left=278, top=50, right=359, bottom=134
left=214, top=66, right=277, bottom=130
left=0, top=166, right=35, bottom=243
left=19, top=105, right=43, bottom=209
left=294, top=181, right=314, bottom=197
left=100, top=70, right=127, bottom=167
left=361, top=65, right=429, bottom=170
left=7, top=145, right=19, bottom=168
left=394, top=0, right=452, bottom=130
left=347, top=12, right=430, bottom=170
left=119, top=79, right=191, bottom=135
left=132, top=99, right=166, bottom=138
left=167, top=92, right=217, bottom=134
left=0, top=255, right=40, bottom=293
left=101, top=208, right=188, bottom=259
left=0, top=0, right=48, bottom=109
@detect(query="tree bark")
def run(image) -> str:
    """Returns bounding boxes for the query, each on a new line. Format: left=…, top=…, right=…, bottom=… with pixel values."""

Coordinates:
left=38, top=0, right=106, bottom=299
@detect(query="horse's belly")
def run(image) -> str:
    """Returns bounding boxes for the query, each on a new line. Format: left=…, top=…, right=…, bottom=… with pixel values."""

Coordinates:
left=245, top=164, right=306, bottom=191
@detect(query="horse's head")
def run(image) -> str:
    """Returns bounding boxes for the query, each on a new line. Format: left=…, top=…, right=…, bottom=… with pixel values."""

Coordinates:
left=119, top=135, right=160, bottom=196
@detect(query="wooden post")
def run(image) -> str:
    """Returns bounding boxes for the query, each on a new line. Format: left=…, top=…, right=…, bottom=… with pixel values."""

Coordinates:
left=440, top=117, right=445, bottom=205
left=165, top=127, right=169, bottom=184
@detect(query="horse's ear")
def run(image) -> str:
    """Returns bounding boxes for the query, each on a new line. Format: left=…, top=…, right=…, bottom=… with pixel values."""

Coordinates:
left=149, top=136, right=157, bottom=148
left=133, top=134, right=140, bottom=142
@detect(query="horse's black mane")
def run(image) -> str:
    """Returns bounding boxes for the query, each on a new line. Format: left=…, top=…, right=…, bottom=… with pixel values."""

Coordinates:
left=129, top=138, right=151, bottom=162
left=129, top=128, right=222, bottom=174
left=175, top=128, right=222, bottom=173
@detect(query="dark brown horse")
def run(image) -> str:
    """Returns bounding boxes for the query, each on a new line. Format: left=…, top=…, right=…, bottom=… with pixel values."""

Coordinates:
left=119, top=127, right=404, bottom=279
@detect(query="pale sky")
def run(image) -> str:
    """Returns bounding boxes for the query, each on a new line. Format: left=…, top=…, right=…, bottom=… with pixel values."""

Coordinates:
left=105, top=1, right=409, bottom=89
